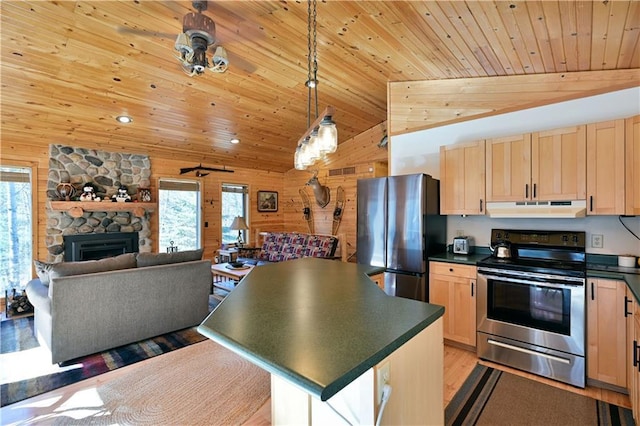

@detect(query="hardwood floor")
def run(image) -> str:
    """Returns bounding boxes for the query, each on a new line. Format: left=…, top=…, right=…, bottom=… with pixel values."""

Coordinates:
left=242, top=343, right=631, bottom=424
left=1, top=343, right=630, bottom=425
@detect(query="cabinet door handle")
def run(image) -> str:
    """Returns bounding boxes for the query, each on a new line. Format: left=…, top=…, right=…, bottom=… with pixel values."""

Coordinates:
left=533, top=183, right=537, bottom=199
left=525, top=184, right=529, bottom=199
left=634, top=340, right=639, bottom=368
left=449, top=268, right=454, bottom=272
left=625, top=296, right=632, bottom=317
left=590, top=195, right=593, bottom=212
left=471, top=280, right=475, bottom=297
left=480, top=199, right=483, bottom=212
left=590, top=282, right=595, bottom=301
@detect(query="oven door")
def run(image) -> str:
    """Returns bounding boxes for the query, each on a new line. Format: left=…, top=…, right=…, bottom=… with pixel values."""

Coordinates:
left=477, top=269, right=585, bottom=356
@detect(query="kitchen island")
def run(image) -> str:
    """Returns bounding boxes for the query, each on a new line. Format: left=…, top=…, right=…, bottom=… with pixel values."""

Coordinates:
left=198, top=257, right=445, bottom=425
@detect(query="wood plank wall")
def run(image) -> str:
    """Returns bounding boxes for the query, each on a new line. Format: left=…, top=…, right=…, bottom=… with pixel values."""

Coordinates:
left=0, top=142, right=284, bottom=264
left=283, top=122, right=388, bottom=261
left=0, top=121, right=387, bottom=270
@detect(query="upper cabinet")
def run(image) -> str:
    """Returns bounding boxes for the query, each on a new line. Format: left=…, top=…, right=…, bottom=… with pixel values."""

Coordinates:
left=532, top=125, right=586, bottom=202
left=486, top=134, right=531, bottom=202
left=486, top=126, right=586, bottom=203
left=586, top=120, right=626, bottom=215
left=440, top=140, right=485, bottom=215
left=441, top=116, right=636, bottom=217
left=626, top=115, right=640, bottom=216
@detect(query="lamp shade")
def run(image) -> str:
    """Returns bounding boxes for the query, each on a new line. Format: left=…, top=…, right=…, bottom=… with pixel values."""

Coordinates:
left=230, top=216, right=249, bottom=231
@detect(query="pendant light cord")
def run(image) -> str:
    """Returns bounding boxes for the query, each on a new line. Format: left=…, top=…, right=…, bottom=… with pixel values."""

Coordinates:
left=306, top=0, right=319, bottom=129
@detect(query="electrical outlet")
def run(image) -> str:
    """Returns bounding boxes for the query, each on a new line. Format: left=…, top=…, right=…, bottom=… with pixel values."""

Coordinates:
left=456, top=229, right=465, bottom=237
left=591, top=234, right=603, bottom=248
left=376, top=361, right=390, bottom=403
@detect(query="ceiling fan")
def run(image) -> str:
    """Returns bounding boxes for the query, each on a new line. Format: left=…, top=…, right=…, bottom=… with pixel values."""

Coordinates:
left=119, top=1, right=255, bottom=76
left=175, top=1, right=228, bottom=76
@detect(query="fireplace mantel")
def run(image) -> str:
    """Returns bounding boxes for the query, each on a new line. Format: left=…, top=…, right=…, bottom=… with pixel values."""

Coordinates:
left=48, top=201, right=156, bottom=218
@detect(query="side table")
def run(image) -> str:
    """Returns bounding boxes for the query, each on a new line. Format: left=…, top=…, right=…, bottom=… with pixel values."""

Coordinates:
left=211, top=263, right=254, bottom=301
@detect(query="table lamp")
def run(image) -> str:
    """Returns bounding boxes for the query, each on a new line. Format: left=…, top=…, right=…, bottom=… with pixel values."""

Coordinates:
left=230, top=216, right=249, bottom=247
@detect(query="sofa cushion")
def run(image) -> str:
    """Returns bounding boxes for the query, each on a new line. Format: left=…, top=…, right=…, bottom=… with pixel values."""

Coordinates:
left=34, top=260, right=54, bottom=286
left=136, top=248, right=203, bottom=267
left=304, top=235, right=338, bottom=258
left=49, top=253, right=137, bottom=280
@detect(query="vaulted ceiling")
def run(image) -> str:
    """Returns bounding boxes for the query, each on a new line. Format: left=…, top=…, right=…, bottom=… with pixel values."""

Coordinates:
left=2, top=1, right=638, bottom=172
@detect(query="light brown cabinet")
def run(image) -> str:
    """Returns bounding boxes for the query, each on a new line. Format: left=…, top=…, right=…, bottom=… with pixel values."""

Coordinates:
left=369, top=273, right=384, bottom=291
left=485, top=134, right=531, bottom=202
left=587, top=278, right=627, bottom=388
left=429, top=262, right=477, bottom=348
left=626, top=288, right=639, bottom=422
left=626, top=115, right=640, bottom=216
left=485, top=125, right=586, bottom=203
left=440, top=141, right=485, bottom=215
left=531, top=125, right=586, bottom=201
left=586, top=119, right=626, bottom=215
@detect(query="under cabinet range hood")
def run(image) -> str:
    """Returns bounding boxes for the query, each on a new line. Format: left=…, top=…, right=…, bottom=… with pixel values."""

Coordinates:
left=486, top=200, right=587, bottom=218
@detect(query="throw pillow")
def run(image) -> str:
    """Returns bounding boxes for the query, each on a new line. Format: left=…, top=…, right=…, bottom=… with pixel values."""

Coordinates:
left=34, top=260, right=53, bottom=286
left=48, top=253, right=137, bottom=280
left=136, top=248, right=204, bottom=268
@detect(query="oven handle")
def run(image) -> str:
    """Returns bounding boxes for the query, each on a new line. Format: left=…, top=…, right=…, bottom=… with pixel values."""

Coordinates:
left=487, top=339, right=571, bottom=365
left=479, top=272, right=583, bottom=289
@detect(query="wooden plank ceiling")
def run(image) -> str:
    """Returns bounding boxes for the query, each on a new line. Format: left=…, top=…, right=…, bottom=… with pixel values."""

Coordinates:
left=1, top=1, right=638, bottom=173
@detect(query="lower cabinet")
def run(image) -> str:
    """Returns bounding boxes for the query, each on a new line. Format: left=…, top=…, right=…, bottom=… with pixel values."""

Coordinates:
left=429, top=262, right=477, bottom=347
left=587, top=278, right=627, bottom=388
left=369, top=273, right=384, bottom=291
left=627, top=288, right=640, bottom=422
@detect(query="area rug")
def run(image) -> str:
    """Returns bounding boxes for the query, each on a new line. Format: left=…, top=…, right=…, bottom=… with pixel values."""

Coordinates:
left=446, top=364, right=634, bottom=426
left=1, top=298, right=220, bottom=407
left=3, top=339, right=271, bottom=425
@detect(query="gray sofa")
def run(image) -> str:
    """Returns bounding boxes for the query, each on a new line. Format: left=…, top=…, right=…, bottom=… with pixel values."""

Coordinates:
left=26, top=251, right=211, bottom=364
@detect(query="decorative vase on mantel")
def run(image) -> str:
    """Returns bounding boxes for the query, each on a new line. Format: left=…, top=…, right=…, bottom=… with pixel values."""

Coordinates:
left=56, top=182, right=76, bottom=201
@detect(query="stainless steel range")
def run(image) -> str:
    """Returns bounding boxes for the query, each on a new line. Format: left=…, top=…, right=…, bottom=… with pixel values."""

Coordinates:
left=477, top=229, right=587, bottom=388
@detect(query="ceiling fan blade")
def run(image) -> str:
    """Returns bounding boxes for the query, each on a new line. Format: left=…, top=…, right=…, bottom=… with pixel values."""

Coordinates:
left=226, top=50, right=257, bottom=73
left=117, top=26, right=176, bottom=39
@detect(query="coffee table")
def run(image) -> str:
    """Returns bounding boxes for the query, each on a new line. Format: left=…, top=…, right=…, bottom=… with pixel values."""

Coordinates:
left=211, top=263, right=254, bottom=300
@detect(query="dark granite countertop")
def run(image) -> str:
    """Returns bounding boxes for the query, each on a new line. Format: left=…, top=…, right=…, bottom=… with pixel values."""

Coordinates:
left=430, top=251, right=640, bottom=304
left=197, top=257, right=444, bottom=401
left=429, top=251, right=489, bottom=265
left=587, top=265, right=640, bottom=304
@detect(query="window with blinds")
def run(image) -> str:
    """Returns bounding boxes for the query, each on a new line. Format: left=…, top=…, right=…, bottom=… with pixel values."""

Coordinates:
left=158, top=179, right=201, bottom=252
left=222, top=183, right=249, bottom=244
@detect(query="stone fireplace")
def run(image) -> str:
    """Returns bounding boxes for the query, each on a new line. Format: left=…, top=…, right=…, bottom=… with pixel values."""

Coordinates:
left=46, top=145, right=153, bottom=262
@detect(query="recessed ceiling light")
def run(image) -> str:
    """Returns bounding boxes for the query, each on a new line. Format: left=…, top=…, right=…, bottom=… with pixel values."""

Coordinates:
left=116, top=115, right=133, bottom=124
left=230, top=138, right=240, bottom=144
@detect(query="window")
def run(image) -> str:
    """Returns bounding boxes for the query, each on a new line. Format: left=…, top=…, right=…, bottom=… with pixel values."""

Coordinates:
left=221, top=184, right=249, bottom=244
left=158, top=179, right=201, bottom=252
left=0, top=166, right=33, bottom=292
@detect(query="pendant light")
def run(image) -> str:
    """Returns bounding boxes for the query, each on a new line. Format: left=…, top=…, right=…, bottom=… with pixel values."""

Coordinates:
left=294, top=0, right=338, bottom=170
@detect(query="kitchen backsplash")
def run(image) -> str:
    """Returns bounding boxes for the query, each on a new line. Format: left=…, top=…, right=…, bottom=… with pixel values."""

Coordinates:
left=446, top=214, right=640, bottom=256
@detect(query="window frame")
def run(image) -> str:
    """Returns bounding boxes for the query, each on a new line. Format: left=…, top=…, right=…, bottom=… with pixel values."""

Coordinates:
left=221, top=183, right=250, bottom=245
left=0, top=160, right=37, bottom=288
left=158, top=178, right=202, bottom=252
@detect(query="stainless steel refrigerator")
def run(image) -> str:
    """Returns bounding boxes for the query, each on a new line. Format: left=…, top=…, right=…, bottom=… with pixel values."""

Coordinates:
left=356, top=174, right=446, bottom=301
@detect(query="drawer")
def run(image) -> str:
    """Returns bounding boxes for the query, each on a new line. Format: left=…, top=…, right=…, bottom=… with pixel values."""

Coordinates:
left=429, top=261, right=476, bottom=279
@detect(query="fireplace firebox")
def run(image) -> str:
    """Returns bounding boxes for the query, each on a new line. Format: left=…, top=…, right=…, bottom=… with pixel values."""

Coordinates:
left=63, top=232, right=139, bottom=261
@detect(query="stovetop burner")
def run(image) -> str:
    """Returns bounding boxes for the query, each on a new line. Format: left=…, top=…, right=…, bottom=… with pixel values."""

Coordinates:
left=478, top=229, right=587, bottom=278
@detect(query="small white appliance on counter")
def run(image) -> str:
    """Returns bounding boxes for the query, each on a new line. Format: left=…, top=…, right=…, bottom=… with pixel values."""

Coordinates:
left=452, top=236, right=474, bottom=254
